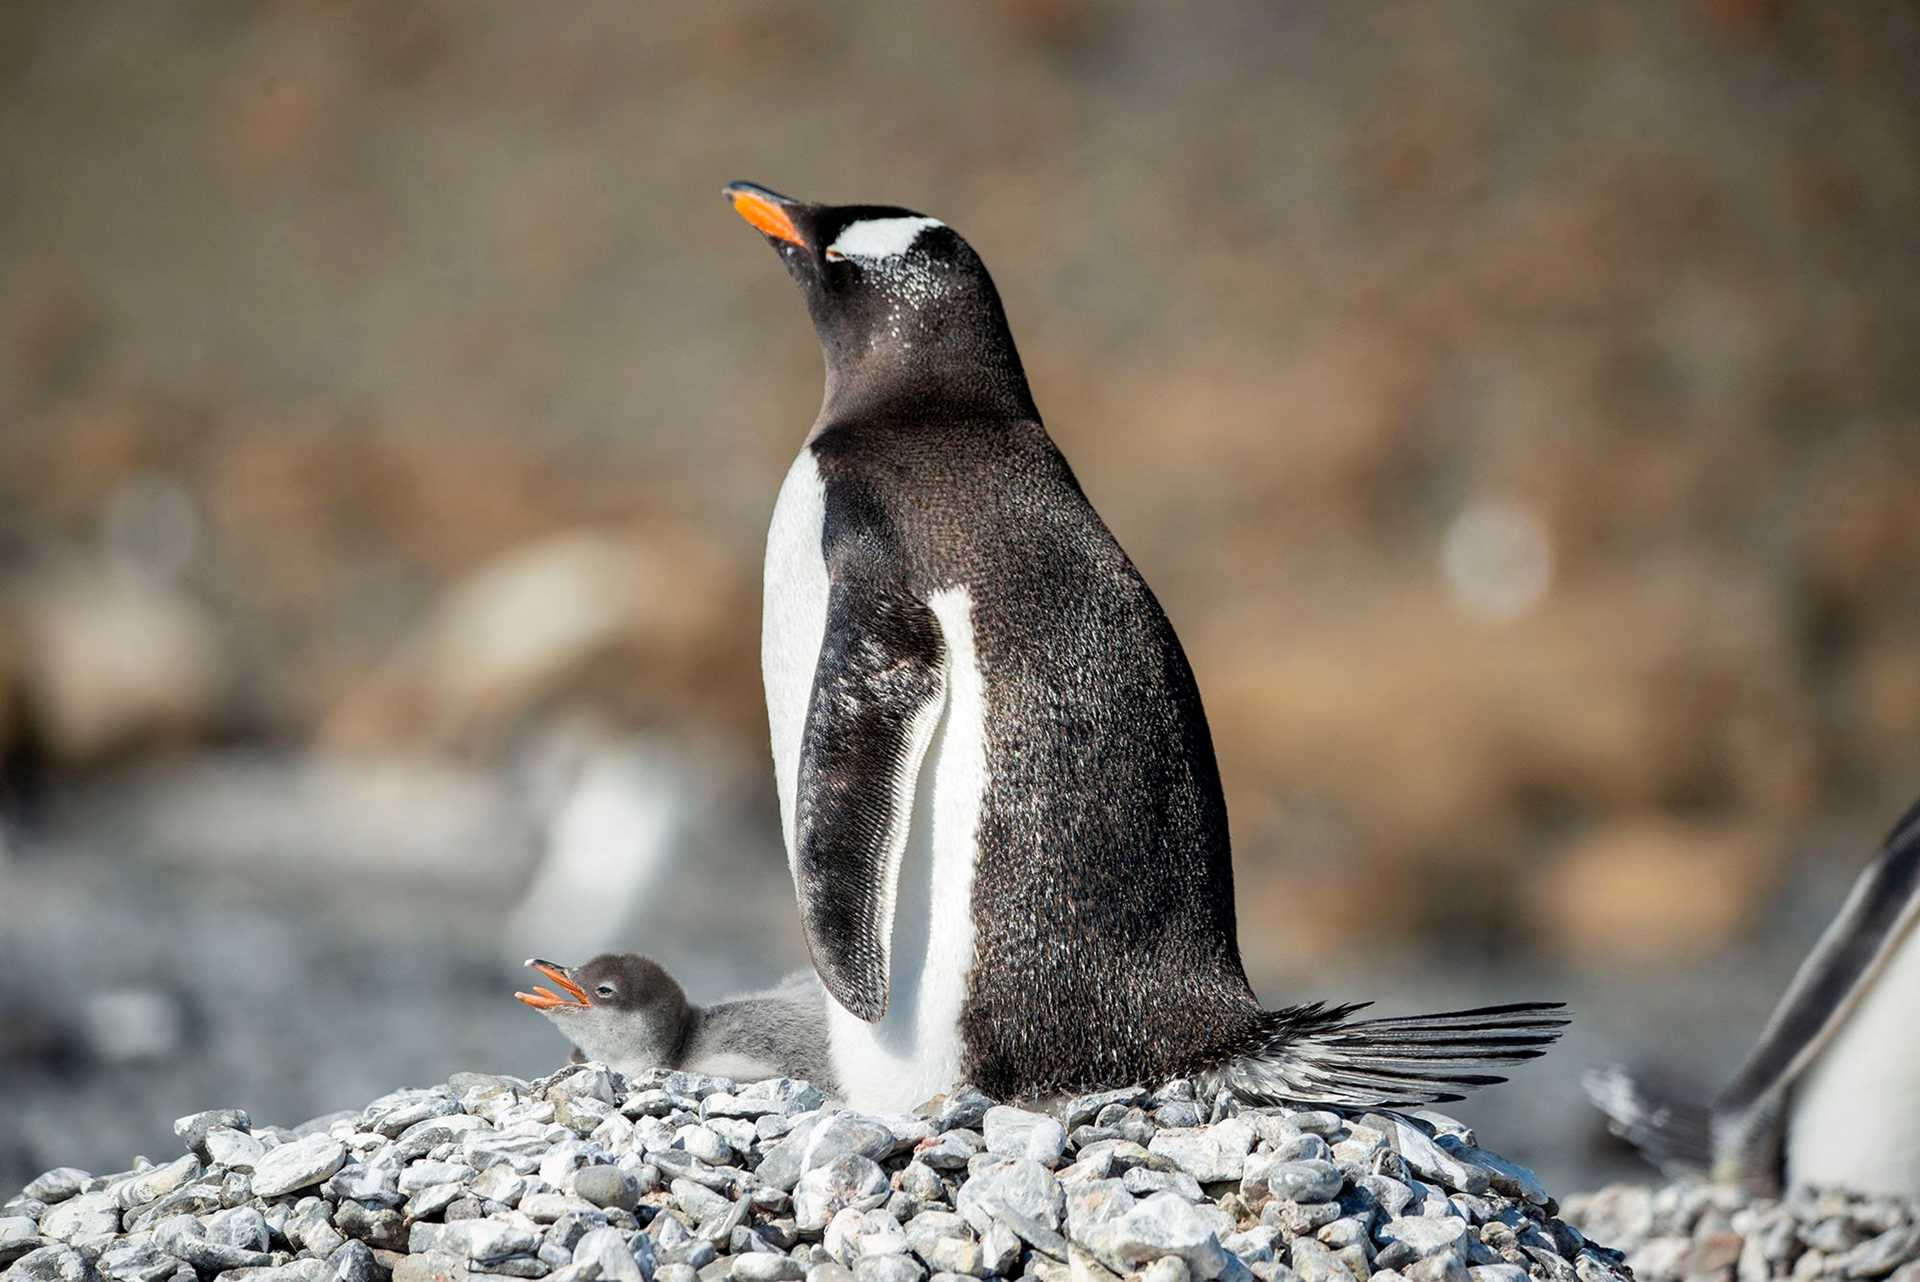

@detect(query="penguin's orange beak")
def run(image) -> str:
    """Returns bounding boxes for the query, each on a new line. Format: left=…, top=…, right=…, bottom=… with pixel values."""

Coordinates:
left=515, top=959, right=591, bottom=1011
left=725, top=182, right=807, bottom=249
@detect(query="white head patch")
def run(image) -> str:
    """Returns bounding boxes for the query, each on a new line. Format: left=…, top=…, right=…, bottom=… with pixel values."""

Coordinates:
left=825, top=216, right=944, bottom=261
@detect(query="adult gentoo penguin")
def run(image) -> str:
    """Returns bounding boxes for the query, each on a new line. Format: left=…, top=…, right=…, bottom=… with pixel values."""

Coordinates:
left=516, top=956, right=836, bottom=1090
left=1587, top=796, right=1920, bottom=1196
left=725, top=181, right=1566, bottom=1113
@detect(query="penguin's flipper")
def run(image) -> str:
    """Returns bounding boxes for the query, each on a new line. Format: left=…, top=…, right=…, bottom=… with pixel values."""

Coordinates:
left=1582, top=1063, right=1714, bottom=1176
left=794, top=562, right=947, bottom=1023
left=1226, top=1000, right=1570, bottom=1109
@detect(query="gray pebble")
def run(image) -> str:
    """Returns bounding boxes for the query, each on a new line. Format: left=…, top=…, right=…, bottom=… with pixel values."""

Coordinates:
left=898, top=1164, right=946, bottom=1206
left=119, top=1155, right=201, bottom=1207
left=388, top=1250, right=469, bottom=1282
left=1076, top=1191, right=1228, bottom=1280
left=10, top=1245, right=101, bottom=1282
left=332, top=1198, right=407, bottom=1251
left=1406, top=1254, right=1470, bottom=1282
left=205, top=1128, right=268, bottom=1171
left=923, top=1237, right=982, bottom=1276
left=573, top=1225, right=650, bottom=1282
left=329, top=1240, right=378, bottom=1282
left=1264, top=1161, right=1343, bottom=1205
left=983, top=1108, right=1069, bottom=1168
left=808, top=1265, right=858, bottom=1282
left=923, top=1089, right=995, bottom=1134
left=1469, top=1267, right=1527, bottom=1282
left=1839, top=1226, right=1920, bottom=1279
left=573, top=1166, right=640, bottom=1213
left=1274, top=1134, right=1332, bottom=1165
left=96, top=1238, right=180, bottom=1282
left=3, top=1197, right=50, bottom=1223
left=1122, top=1167, right=1204, bottom=1202
left=38, top=1192, right=121, bottom=1243
left=1154, top=1103, right=1207, bottom=1129
left=1378, top=1216, right=1469, bottom=1261
left=917, top=1133, right=984, bottom=1173
left=674, top=1177, right=737, bottom=1224
left=1062, top=1091, right=1145, bottom=1131
left=807, top=1116, right=901, bottom=1171
left=795, top=1155, right=892, bottom=1232
left=736, top=1255, right=810, bottom=1282
left=1264, top=1200, right=1341, bottom=1236
left=853, top=1256, right=928, bottom=1282
left=172, top=1110, right=250, bottom=1161
left=363, top=1088, right=461, bottom=1139
left=0, top=1216, right=47, bottom=1266
left=956, top=1158, right=1066, bottom=1239
left=326, top=1159, right=403, bottom=1207
left=1148, top=1128, right=1248, bottom=1184
left=251, top=1135, right=349, bottom=1198
left=826, top=1208, right=910, bottom=1265
left=1290, top=1238, right=1358, bottom=1282
left=23, top=1171, right=93, bottom=1207
left=209, top=1205, right=271, bottom=1253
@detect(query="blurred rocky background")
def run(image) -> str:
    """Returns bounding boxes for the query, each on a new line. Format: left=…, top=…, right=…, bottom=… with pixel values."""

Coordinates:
left=0, top=1, right=1915, bottom=1197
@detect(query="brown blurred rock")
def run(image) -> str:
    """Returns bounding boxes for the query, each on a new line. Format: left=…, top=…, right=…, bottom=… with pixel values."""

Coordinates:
left=0, top=618, right=20, bottom=776
left=1520, top=816, right=1784, bottom=962
left=322, top=526, right=754, bottom=755
left=5, top=558, right=226, bottom=765
left=1209, top=561, right=1816, bottom=867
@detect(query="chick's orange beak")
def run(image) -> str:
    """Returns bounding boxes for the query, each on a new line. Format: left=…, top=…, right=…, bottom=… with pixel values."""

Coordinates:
left=726, top=185, right=806, bottom=249
left=514, top=959, right=591, bottom=1011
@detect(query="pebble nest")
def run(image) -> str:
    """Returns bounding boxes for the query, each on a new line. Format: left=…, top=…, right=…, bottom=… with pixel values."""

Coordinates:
left=1566, top=1184, right=1920, bottom=1282
left=1, top=1064, right=1628, bottom=1282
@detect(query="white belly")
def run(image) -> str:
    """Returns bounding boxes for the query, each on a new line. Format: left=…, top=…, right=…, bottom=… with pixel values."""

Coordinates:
left=763, top=451, right=832, bottom=865
left=1787, top=912, right=1920, bottom=1196
left=761, top=454, right=984, bottom=1113
left=826, top=587, right=984, bottom=1112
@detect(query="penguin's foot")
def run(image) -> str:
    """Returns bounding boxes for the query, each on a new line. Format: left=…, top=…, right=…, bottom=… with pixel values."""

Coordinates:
left=1222, top=999, right=1571, bottom=1109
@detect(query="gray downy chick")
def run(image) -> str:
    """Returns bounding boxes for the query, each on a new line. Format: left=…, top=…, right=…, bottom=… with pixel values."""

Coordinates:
left=516, top=954, right=837, bottom=1092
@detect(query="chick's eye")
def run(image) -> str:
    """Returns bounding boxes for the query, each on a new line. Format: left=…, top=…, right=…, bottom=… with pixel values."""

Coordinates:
left=595, top=985, right=616, bottom=999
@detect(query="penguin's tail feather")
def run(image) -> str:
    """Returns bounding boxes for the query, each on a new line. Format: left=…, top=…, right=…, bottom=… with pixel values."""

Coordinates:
left=1222, top=1000, right=1570, bottom=1109
left=1581, top=1063, right=1714, bottom=1176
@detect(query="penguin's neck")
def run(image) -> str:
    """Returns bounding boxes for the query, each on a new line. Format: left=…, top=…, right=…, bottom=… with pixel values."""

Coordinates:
left=815, top=328, right=1038, bottom=428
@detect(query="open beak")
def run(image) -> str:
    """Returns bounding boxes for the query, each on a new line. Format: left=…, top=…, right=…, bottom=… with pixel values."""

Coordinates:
left=724, top=181, right=807, bottom=249
left=515, top=958, right=591, bottom=1011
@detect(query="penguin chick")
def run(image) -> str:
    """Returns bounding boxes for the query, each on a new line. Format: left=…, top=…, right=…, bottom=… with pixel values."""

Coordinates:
left=515, top=955, right=837, bottom=1092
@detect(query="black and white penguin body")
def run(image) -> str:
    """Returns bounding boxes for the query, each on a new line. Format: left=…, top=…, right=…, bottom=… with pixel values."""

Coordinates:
left=1589, top=797, right=1920, bottom=1196
left=516, top=955, right=837, bottom=1092
left=730, top=182, right=1564, bottom=1114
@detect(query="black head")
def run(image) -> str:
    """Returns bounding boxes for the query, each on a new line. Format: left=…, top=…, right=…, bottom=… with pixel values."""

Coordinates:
left=516, top=954, right=694, bottom=1070
left=724, top=182, right=1037, bottom=425
left=516, top=954, right=688, bottom=1019
left=573, top=954, right=689, bottom=1015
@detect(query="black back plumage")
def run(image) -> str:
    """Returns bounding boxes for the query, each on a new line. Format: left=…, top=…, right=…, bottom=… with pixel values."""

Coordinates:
left=809, top=417, right=1266, bottom=1095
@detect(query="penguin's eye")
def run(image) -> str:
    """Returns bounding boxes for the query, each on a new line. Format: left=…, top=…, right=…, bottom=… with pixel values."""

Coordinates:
left=595, top=984, right=616, bottom=999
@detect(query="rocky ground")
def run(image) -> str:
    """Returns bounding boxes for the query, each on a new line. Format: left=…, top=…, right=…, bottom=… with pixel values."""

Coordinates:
left=1567, top=1184, right=1920, bottom=1282
left=1, top=1065, right=1632, bottom=1282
